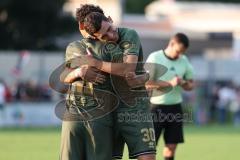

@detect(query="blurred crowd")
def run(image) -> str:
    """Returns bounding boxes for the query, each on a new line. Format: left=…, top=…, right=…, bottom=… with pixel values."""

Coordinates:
left=183, top=81, right=240, bottom=126
left=0, top=78, right=52, bottom=103
left=209, top=83, right=240, bottom=126
left=1, top=78, right=240, bottom=126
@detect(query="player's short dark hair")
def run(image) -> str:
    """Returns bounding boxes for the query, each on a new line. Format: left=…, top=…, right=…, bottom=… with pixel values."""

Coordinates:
left=83, top=12, right=108, bottom=35
left=76, top=4, right=104, bottom=23
left=174, top=33, right=189, bottom=48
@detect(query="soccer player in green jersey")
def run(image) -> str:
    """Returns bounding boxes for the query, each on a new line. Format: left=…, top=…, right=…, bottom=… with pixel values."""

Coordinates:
left=146, top=33, right=194, bottom=160
left=59, top=4, right=156, bottom=160
left=82, top=12, right=156, bottom=160
left=58, top=5, right=117, bottom=160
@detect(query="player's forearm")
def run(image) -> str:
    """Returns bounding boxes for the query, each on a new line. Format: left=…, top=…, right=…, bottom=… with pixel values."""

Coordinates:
left=127, top=73, right=149, bottom=88
left=145, top=80, right=159, bottom=90
left=60, top=68, right=81, bottom=83
left=96, top=60, right=136, bottom=76
left=145, top=80, right=171, bottom=90
left=60, top=68, right=71, bottom=83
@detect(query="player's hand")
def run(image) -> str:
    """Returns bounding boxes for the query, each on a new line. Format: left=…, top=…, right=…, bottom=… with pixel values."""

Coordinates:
left=125, top=72, right=149, bottom=88
left=84, top=55, right=98, bottom=67
left=169, top=76, right=182, bottom=87
left=125, top=72, right=137, bottom=87
left=179, top=79, right=187, bottom=86
left=68, top=57, right=88, bottom=68
left=125, top=72, right=136, bottom=80
left=84, top=47, right=101, bottom=69
left=79, top=65, right=106, bottom=85
left=67, top=48, right=100, bottom=69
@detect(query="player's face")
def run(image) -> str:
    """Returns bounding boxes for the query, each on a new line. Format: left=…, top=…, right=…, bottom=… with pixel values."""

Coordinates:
left=170, top=38, right=186, bottom=58
left=79, top=22, right=96, bottom=39
left=93, top=21, right=119, bottom=42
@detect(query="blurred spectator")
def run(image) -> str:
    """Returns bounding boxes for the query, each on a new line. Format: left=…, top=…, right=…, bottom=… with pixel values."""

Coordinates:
left=209, top=85, right=219, bottom=123
left=0, top=79, right=5, bottom=112
left=0, top=78, right=10, bottom=122
left=25, top=80, right=41, bottom=101
left=40, top=84, right=52, bottom=101
left=13, top=80, right=52, bottom=102
left=229, top=87, right=240, bottom=127
left=194, top=81, right=208, bottom=125
left=0, top=78, right=13, bottom=103
left=4, top=84, right=13, bottom=103
left=217, top=84, right=236, bottom=124
left=14, top=82, right=26, bottom=101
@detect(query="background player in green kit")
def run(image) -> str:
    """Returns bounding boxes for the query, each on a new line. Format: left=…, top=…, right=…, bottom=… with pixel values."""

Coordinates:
left=58, top=5, right=118, bottom=160
left=145, top=33, right=194, bottom=160
left=82, top=12, right=156, bottom=160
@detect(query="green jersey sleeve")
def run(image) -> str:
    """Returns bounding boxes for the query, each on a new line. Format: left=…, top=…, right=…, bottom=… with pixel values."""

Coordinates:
left=65, top=41, right=86, bottom=62
left=120, top=29, right=141, bottom=56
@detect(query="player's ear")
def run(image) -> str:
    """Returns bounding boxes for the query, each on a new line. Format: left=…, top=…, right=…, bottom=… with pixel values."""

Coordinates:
left=107, top=16, right=113, bottom=23
left=169, top=39, right=175, bottom=47
left=79, top=22, right=84, bottom=30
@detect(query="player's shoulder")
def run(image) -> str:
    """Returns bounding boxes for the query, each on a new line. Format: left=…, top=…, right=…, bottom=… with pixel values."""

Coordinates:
left=180, top=55, right=190, bottom=62
left=119, top=27, right=139, bottom=36
left=146, top=50, right=163, bottom=62
left=67, top=40, right=85, bottom=49
left=67, top=40, right=86, bottom=51
left=180, top=55, right=193, bottom=69
left=149, top=50, right=164, bottom=58
left=66, top=40, right=87, bottom=57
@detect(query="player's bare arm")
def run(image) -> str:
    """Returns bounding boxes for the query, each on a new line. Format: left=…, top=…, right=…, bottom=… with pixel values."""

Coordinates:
left=145, top=80, right=172, bottom=91
left=86, top=53, right=149, bottom=88
left=146, top=76, right=193, bottom=91
left=60, top=65, right=105, bottom=85
left=86, top=54, right=138, bottom=76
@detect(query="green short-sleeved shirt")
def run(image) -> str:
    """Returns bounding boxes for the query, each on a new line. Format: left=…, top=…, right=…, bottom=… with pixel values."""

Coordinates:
left=61, top=40, right=115, bottom=160
left=110, top=28, right=144, bottom=71
left=65, top=39, right=112, bottom=89
left=146, top=50, right=194, bottom=105
left=65, top=39, right=114, bottom=107
left=106, top=28, right=148, bottom=108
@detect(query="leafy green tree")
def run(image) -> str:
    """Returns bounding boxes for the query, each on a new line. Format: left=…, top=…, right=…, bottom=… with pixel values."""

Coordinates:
left=125, top=0, right=154, bottom=13
left=0, top=0, right=77, bottom=50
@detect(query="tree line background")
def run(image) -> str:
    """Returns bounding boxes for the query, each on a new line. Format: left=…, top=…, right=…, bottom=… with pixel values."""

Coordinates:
left=0, top=0, right=77, bottom=50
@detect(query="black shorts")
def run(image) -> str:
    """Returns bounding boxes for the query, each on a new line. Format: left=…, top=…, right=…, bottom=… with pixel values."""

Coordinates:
left=151, top=103, right=184, bottom=144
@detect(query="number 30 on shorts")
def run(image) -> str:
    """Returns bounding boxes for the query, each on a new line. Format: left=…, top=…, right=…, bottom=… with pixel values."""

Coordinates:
left=141, top=128, right=155, bottom=142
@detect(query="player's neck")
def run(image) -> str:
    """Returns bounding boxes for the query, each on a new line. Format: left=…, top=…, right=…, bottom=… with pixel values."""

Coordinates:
left=164, top=48, right=178, bottom=60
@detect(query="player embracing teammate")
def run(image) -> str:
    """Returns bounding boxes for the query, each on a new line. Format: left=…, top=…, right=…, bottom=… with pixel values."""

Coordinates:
left=56, top=4, right=194, bottom=160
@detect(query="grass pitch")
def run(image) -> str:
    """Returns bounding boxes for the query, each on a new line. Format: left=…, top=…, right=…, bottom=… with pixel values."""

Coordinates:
left=0, top=125, right=239, bottom=160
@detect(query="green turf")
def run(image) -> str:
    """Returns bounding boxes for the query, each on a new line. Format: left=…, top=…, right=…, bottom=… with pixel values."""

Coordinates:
left=0, top=125, right=239, bottom=160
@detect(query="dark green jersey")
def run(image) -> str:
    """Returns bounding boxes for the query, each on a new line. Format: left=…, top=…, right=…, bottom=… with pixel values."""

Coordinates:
left=108, top=28, right=148, bottom=107
left=107, top=28, right=144, bottom=72
left=65, top=39, right=114, bottom=109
